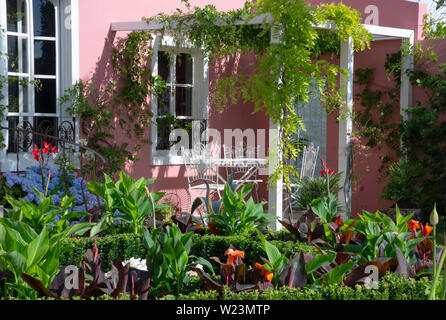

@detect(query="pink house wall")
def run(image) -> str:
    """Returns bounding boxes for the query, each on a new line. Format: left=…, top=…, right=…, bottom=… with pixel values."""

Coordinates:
left=78, top=0, right=429, bottom=214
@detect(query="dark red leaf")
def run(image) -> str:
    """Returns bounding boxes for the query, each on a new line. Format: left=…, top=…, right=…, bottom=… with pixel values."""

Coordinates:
left=20, top=273, right=58, bottom=298
left=279, top=252, right=307, bottom=288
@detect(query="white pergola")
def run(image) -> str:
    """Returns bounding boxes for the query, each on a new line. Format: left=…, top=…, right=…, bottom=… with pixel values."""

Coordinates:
left=111, top=13, right=414, bottom=230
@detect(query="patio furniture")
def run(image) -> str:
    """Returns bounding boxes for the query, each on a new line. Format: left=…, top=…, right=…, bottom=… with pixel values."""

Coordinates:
left=283, top=142, right=319, bottom=221
left=182, top=145, right=224, bottom=212
left=221, top=143, right=264, bottom=200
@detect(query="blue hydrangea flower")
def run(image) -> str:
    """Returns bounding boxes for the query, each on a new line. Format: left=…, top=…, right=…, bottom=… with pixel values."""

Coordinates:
left=4, top=165, right=105, bottom=224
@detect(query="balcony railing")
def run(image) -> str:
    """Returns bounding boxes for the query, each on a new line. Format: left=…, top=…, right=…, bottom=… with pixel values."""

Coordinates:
left=1, top=118, right=106, bottom=173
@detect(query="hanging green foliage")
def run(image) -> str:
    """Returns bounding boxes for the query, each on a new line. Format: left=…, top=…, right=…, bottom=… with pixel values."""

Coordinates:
left=60, top=30, right=167, bottom=177
left=144, top=0, right=371, bottom=186
left=2, top=0, right=371, bottom=182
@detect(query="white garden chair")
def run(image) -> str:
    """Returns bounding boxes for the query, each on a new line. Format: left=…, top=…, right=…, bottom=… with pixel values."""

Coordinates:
left=182, top=145, right=224, bottom=212
left=222, top=142, right=263, bottom=200
left=283, top=142, right=319, bottom=220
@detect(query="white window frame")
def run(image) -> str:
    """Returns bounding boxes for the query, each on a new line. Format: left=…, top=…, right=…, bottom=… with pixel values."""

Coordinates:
left=0, top=0, right=79, bottom=172
left=150, top=35, right=209, bottom=166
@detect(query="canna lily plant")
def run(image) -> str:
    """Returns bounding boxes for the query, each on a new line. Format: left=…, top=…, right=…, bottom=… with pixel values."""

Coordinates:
left=30, top=142, right=59, bottom=197
left=309, top=158, right=342, bottom=245
left=190, top=172, right=275, bottom=236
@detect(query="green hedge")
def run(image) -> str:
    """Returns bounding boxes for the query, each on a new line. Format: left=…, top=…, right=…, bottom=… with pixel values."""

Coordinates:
left=59, top=232, right=318, bottom=270
left=4, top=274, right=431, bottom=300
left=163, top=274, right=431, bottom=300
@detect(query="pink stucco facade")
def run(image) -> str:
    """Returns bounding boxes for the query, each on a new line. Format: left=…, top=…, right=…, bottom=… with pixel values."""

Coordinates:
left=77, top=0, right=433, bottom=215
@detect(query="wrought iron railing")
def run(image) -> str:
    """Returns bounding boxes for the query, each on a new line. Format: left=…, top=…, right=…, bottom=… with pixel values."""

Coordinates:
left=1, top=119, right=106, bottom=173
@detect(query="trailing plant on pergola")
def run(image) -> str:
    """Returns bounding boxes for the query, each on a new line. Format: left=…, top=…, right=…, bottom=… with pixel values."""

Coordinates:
left=143, top=0, right=372, bottom=187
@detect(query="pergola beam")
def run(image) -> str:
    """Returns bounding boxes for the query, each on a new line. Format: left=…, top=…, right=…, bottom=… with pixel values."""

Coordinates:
left=111, top=13, right=274, bottom=32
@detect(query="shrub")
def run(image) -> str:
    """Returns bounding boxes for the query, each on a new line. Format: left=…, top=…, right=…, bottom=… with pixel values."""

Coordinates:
left=165, top=274, right=429, bottom=300
left=59, top=232, right=318, bottom=270
left=0, top=176, right=26, bottom=208
left=59, top=233, right=145, bottom=269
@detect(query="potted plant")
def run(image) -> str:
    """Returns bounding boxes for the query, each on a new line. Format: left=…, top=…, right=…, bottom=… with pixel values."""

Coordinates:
left=381, top=160, right=423, bottom=219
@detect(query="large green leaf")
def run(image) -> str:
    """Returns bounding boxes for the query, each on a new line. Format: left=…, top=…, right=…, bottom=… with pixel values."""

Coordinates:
left=26, top=227, right=49, bottom=268
left=0, top=222, right=27, bottom=253
left=305, top=252, right=336, bottom=274
left=87, top=181, right=105, bottom=198
left=0, top=220, right=38, bottom=244
left=325, top=261, right=355, bottom=285
left=1, top=251, right=26, bottom=278
left=191, top=257, right=215, bottom=275
left=265, top=240, right=287, bottom=270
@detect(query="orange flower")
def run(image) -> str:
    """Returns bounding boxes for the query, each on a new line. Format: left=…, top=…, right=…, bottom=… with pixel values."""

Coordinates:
left=255, top=263, right=273, bottom=282
left=420, top=222, right=433, bottom=237
left=335, top=216, right=344, bottom=227
left=224, top=248, right=245, bottom=266
left=408, top=219, right=420, bottom=234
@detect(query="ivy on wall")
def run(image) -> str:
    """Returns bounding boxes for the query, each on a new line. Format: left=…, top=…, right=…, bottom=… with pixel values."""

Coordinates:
left=60, top=31, right=166, bottom=177
left=354, top=44, right=446, bottom=217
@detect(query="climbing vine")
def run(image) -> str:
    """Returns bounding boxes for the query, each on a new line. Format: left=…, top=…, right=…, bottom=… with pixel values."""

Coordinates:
left=61, top=30, right=166, bottom=177
left=354, top=43, right=446, bottom=217
left=353, top=54, right=402, bottom=178
left=144, top=0, right=371, bottom=186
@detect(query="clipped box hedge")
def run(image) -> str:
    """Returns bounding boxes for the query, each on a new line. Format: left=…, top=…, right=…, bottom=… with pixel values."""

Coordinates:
left=5, top=274, right=431, bottom=300
left=164, top=274, right=431, bottom=300
left=59, top=231, right=318, bottom=269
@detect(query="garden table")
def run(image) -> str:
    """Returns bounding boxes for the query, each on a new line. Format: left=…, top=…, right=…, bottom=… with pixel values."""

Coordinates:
left=201, top=157, right=267, bottom=189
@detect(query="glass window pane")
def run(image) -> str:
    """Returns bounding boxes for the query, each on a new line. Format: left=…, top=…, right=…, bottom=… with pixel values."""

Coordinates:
left=33, top=0, right=56, bottom=37
left=22, top=80, right=29, bottom=113
left=158, top=51, right=171, bottom=82
left=7, top=116, right=19, bottom=153
left=156, top=118, right=193, bottom=151
left=157, top=86, right=171, bottom=116
left=34, top=40, right=56, bottom=75
left=156, top=117, right=171, bottom=151
left=34, top=116, right=58, bottom=148
left=176, top=53, right=193, bottom=84
left=178, top=119, right=192, bottom=149
left=35, top=78, right=56, bottom=113
left=7, top=0, right=27, bottom=33
left=175, top=87, right=192, bottom=116
left=7, top=77, right=19, bottom=113
left=7, top=35, right=28, bottom=73
left=7, top=76, right=29, bottom=113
